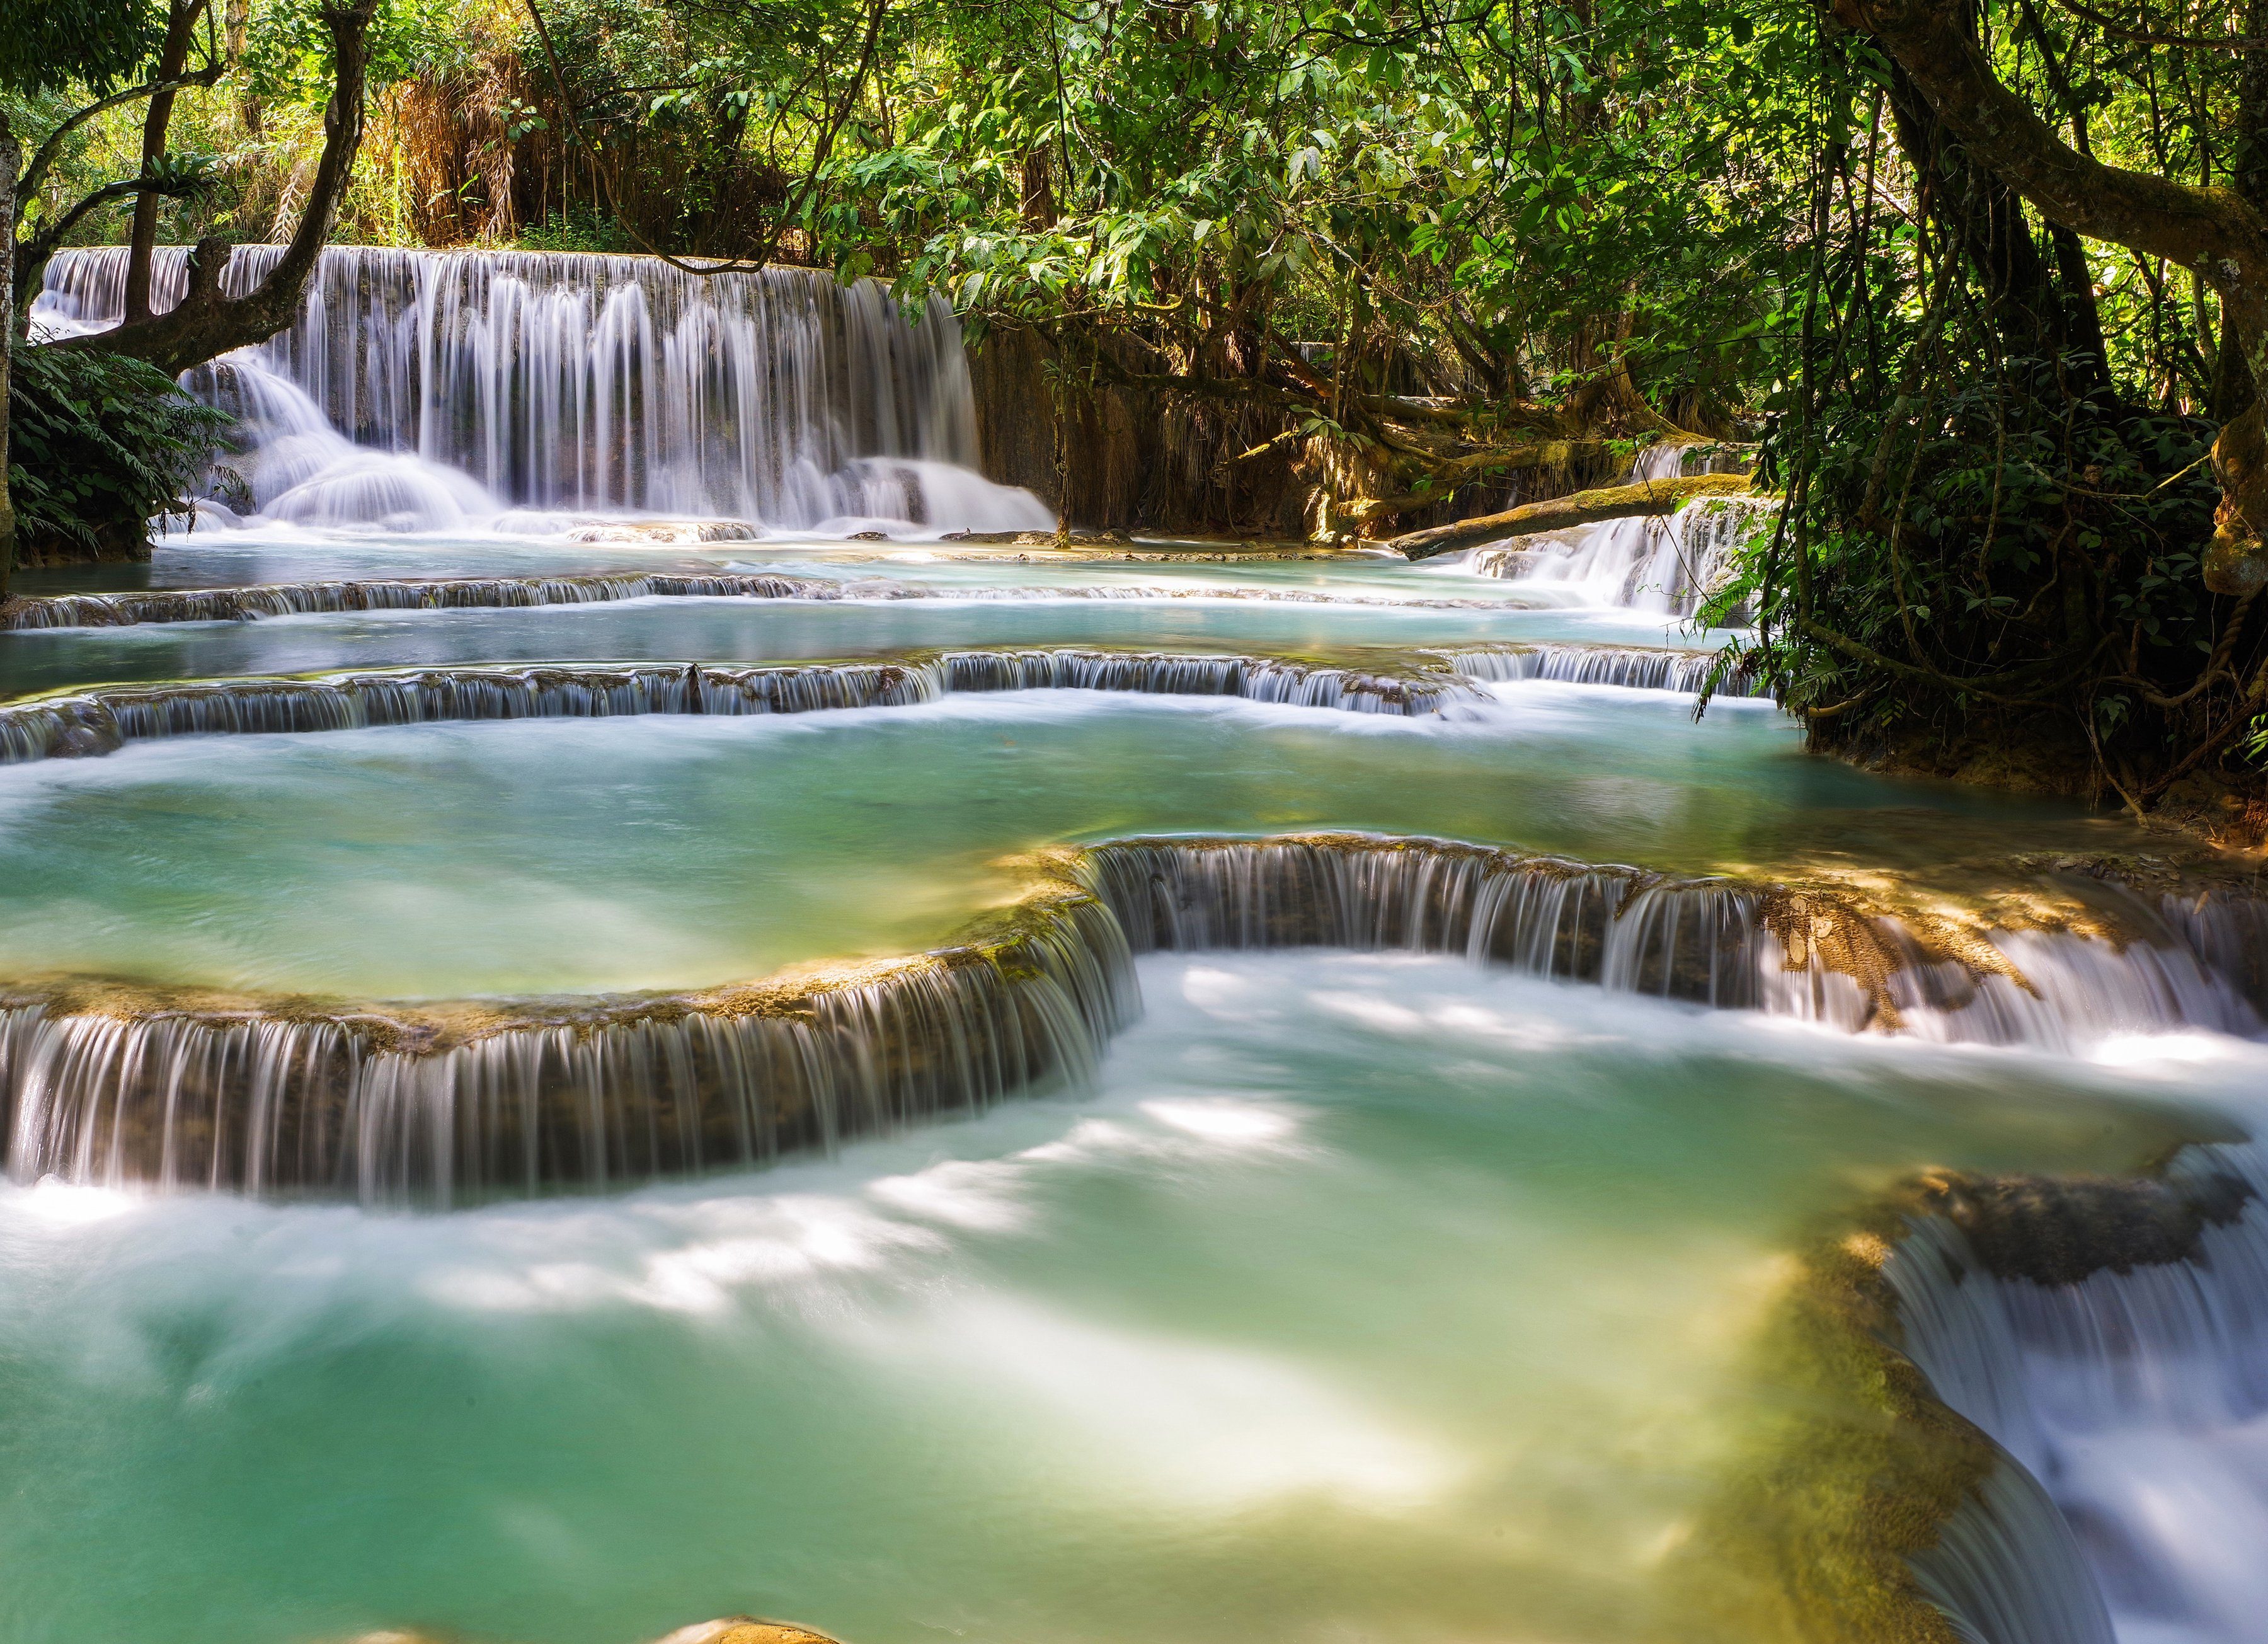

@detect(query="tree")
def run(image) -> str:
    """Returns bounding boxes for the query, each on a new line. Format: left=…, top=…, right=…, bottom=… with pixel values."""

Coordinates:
left=1830, top=0, right=2268, bottom=599
left=34, top=0, right=382, bottom=377
left=1, top=116, right=17, bottom=585
left=2, top=0, right=382, bottom=590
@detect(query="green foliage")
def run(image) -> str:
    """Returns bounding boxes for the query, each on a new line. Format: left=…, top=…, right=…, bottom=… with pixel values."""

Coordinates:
left=1734, top=352, right=2219, bottom=723
left=243, top=0, right=467, bottom=103
left=513, top=202, right=635, bottom=253
left=8, top=347, right=230, bottom=558
left=0, top=0, right=156, bottom=95
left=1693, top=33, right=2255, bottom=799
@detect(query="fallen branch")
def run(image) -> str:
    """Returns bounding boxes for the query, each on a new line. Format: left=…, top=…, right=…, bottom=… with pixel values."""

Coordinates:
left=1387, top=473, right=1755, bottom=560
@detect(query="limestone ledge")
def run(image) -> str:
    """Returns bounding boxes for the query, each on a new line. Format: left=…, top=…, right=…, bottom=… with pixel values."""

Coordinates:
left=0, top=833, right=2257, bottom=1049
left=1681, top=1135, right=2248, bottom=1643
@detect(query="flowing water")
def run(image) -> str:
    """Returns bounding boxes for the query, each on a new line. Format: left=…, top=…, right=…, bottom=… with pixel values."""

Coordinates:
left=0, top=957, right=2235, bottom=1644
left=35, top=246, right=1051, bottom=536
left=4, top=246, right=2265, bottom=1644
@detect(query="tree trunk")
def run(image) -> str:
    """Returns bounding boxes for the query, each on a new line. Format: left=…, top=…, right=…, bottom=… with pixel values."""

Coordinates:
left=1883, top=60, right=2105, bottom=393
left=1831, top=0, right=2268, bottom=594
left=0, top=115, right=18, bottom=598
left=2218, top=0, right=2268, bottom=425
left=124, top=0, right=207, bottom=326
left=1388, top=474, right=1753, bottom=560
left=49, top=0, right=382, bottom=379
left=225, top=0, right=261, bottom=135
left=1020, top=151, right=1057, bottom=229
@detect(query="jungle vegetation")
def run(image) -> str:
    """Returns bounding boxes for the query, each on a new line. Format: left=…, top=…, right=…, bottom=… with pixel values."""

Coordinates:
left=6, top=0, right=2268, bottom=823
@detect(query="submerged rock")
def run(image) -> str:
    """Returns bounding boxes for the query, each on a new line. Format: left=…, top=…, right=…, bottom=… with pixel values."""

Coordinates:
left=323, top=1620, right=840, bottom=1644
left=1933, top=1167, right=2255, bottom=1285
left=651, top=1622, right=841, bottom=1644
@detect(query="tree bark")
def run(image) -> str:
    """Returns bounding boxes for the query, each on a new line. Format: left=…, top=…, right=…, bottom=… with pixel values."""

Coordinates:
left=1387, top=474, right=1753, bottom=560
left=2220, top=0, right=2268, bottom=423
left=1830, top=0, right=2268, bottom=594
left=123, top=0, right=207, bottom=326
left=1, top=115, right=18, bottom=597
left=49, top=0, right=382, bottom=379
left=1883, top=60, right=2104, bottom=391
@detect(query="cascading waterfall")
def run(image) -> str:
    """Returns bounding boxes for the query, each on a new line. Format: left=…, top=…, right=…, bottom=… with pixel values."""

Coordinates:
left=0, top=652, right=1477, bottom=764
left=1471, top=494, right=1775, bottom=614
left=1084, top=834, right=1766, bottom=1008
left=33, top=244, right=1053, bottom=536
left=1, top=893, right=1135, bottom=1207
left=0, top=571, right=839, bottom=629
left=1884, top=1146, right=2268, bottom=1644
left=1440, top=440, right=1775, bottom=614
left=0, top=572, right=1540, bottom=630
left=0, top=833, right=2259, bottom=1205
left=1445, top=642, right=1769, bottom=698
left=1079, top=836, right=2265, bottom=1047
left=1908, top=1459, right=2121, bottom=1644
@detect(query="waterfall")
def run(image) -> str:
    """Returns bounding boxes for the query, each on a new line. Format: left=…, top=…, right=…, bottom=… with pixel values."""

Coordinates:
left=33, top=244, right=1053, bottom=537
left=1444, top=643, right=1768, bottom=698
left=1908, top=1459, right=2120, bottom=1644
left=0, top=572, right=1537, bottom=630
left=1084, top=835, right=1765, bottom=1008
left=1884, top=1146, right=2268, bottom=1644
left=1, top=894, right=1135, bottom=1207
left=1, top=834, right=2259, bottom=1204
left=1429, top=440, right=1772, bottom=614
left=1470, top=495, right=1773, bottom=615
left=0, top=571, right=842, bottom=629
left=1078, top=837, right=2265, bottom=1047
left=0, top=653, right=1480, bottom=764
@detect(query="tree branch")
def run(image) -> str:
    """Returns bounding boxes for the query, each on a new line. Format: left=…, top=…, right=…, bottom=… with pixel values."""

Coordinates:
left=15, top=62, right=226, bottom=220
left=2048, top=0, right=2268, bottom=53
left=45, top=0, right=382, bottom=377
left=1831, top=0, right=2268, bottom=593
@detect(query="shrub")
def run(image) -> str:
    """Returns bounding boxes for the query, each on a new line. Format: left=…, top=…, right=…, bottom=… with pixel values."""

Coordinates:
left=8, top=345, right=230, bottom=565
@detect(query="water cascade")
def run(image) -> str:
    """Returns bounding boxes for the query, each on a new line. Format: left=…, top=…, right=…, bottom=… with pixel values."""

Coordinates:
left=1886, top=1147, right=2268, bottom=1644
left=1454, top=442, right=1775, bottom=615
left=1079, top=836, right=2264, bottom=1047
left=0, top=570, right=839, bottom=629
left=6, top=832, right=2260, bottom=1207
left=1445, top=642, right=1769, bottom=697
left=8, top=242, right=2267, bottom=1644
left=0, top=652, right=1477, bottom=764
left=1, top=890, right=1134, bottom=1207
left=33, top=244, right=1055, bottom=536
left=0, top=565, right=1571, bottom=631
left=1472, top=493, right=1773, bottom=614
left=1908, top=1455, right=2121, bottom=1644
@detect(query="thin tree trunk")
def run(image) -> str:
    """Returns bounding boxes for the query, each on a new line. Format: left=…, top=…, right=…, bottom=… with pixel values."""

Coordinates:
left=49, top=0, right=382, bottom=379
left=0, top=115, right=17, bottom=598
left=124, top=0, right=207, bottom=325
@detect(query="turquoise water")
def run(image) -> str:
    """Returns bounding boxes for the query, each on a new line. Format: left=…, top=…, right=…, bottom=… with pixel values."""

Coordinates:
left=14, top=535, right=1547, bottom=601
left=0, top=504, right=2233, bottom=1644
left=0, top=595, right=1739, bottom=701
left=0, top=689, right=2071, bottom=1001
left=0, top=954, right=2226, bottom=1644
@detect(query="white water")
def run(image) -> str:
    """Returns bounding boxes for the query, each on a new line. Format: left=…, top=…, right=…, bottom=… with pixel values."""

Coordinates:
left=1438, top=443, right=1773, bottom=616
left=0, top=950, right=2240, bottom=1644
left=1084, top=837, right=2266, bottom=1051
left=33, top=245, right=1053, bottom=538
left=1889, top=1138, right=2268, bottom=1644
left=18, top=244, right=2268, bottom=1644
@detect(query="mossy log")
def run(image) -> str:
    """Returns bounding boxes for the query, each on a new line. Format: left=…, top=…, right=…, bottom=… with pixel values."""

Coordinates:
left=1387, top=472, right=1754, bottom=560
